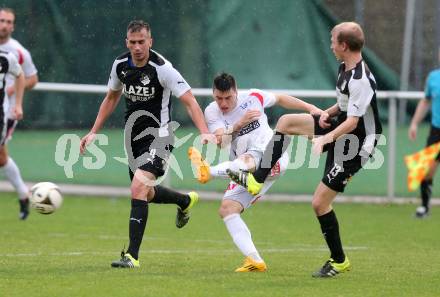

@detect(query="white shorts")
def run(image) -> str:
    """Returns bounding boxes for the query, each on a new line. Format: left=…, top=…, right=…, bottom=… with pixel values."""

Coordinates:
left=243, top=149, right=263, bottom=168
left=223, top=152, right=289, bottom=209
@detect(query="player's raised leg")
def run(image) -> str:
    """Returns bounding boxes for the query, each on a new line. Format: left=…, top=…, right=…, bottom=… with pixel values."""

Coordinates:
left=188, top=146, right=211, bottom=183
left=189, top=146, right=256, bottom=184
left=150, top=185, right=198, bottom=229
left=228, top=113, right=315, bottom=195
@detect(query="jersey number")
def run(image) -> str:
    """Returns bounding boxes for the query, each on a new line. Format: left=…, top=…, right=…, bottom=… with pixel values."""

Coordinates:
left=327, top=163, right=342, bottom=183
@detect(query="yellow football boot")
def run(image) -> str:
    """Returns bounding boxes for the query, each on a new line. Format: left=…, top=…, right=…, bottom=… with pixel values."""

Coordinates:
left=312, top=257, right=351, bottom=277
left=188, top=147, right=211, bottom=184
left=235, top=256, right=267, bottom=272
left=111, top=251, right=140, bottom=268
left=176, top=191, right=199, bottom=229
left=226, top=169, right=263, bottom=195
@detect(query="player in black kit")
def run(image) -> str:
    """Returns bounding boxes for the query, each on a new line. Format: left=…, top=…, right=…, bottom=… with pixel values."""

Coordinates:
left=80, top=20, right=214, bottom=268
left=227, top=22, right=382, bottom=278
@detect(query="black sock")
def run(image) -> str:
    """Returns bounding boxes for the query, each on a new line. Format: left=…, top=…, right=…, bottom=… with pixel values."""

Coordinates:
left=127, top=199, right=148, bottom=260
left=420, top=179, right=432, bottom=209
left=150, top=185, right=190, bottom=210
left=317, top=210, right=345, bottom=263
left=254, top=131, right=291, bottom=183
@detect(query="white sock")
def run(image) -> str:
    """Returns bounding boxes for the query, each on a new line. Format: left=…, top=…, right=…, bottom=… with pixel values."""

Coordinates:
left=223, top=213, right=263, bottom=262
left=209, top=161, right=231, bottom=178
left=2, top=157, right=28, bottom=199
left=210, top=159, right=248, bottom=179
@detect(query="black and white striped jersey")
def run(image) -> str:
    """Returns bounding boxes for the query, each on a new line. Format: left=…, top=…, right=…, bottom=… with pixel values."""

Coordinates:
left=108, top=49, right=190, bottom=137
left=0, top=38, right=38, bottom=119
left=0, top=50, right=22, bottom=117
left=335, top=60, right=382, bottom=157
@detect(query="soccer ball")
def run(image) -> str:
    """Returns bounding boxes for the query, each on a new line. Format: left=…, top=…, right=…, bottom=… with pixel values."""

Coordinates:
left=30, top=182, right=63, bottom=214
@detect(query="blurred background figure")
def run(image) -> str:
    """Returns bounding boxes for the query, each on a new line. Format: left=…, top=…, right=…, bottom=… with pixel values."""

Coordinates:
left=408, top=48, right=440, bottom=218
left=0, top=7, right=38, bottom=220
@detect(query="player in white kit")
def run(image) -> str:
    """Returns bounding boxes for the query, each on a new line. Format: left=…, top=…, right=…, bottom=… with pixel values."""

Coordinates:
left=0, top=8, right=39, bottom=220
left=188, top=73, right=322, bottom=272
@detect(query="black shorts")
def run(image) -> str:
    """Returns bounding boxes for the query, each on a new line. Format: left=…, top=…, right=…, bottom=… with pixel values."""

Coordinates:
left=127, top=135, right=174, bottom=181
left=322, top=150, right=367, bottom=192
left=426, top=125, right=440, bottom=161
left=1, top=119, right=17, bottom=145
left=313, top=115, right=369, bottom=193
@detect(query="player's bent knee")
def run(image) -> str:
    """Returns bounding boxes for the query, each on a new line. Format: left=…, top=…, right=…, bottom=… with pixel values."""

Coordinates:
left=218, top=205, right=230, bottom=218
left=275, top=115, right=291, bottom=133
left=218, top=204, right=237, bottom=218
left=311, top=199, right=332, bottom=216
left=130, top=181, right=151, bottom=199
left=311, top=198, right=324, bottom=214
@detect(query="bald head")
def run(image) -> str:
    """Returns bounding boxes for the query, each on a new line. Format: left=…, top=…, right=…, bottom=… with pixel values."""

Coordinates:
left=331, top=22, right=364, bottom=52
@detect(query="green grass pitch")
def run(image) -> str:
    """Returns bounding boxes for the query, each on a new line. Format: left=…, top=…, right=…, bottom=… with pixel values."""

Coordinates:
left=1, top=194, right=439, bottom=297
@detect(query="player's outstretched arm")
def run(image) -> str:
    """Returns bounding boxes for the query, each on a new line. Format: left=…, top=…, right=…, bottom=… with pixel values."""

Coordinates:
left=179, top=90, right=216, bottom=144
left=317, top=103, right=341, bottom=129
left=312, top=116, right=359, bottom=154
left=80, top=89, right=122, bottom=154
left=409, top=98, right=431, bottom=141
left=325, top=103, right=341, bottom=117
left=274, top=94, right=323, bottom=115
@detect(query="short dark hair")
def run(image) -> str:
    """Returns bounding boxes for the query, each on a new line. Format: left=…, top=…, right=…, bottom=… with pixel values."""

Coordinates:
left=127, top=20, right=151, bottom=34
left=0, top=7, right=16, bottom=24
left=213, top=73, right=236, bottom=92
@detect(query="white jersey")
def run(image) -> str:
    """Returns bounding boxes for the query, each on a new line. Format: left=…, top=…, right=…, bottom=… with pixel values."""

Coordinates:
left=0, top=38, right=37, bottom=118
left=205, top=89, right=276, bottom=159
left=0, top=51, right=22, bottom=116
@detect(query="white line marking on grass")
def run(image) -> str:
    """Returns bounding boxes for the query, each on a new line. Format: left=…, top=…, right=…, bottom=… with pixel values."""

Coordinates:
left=45, top=233, right=370, bottom=251
left=48, top=233, right=241, bottom=244
left=4, top=253, right=41, bottom=257
left=0, top=246, right=368, bottom=257
left=262, top=246, right=368, bottom=252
